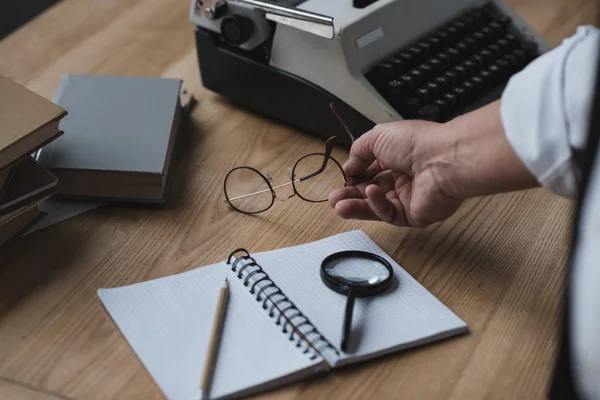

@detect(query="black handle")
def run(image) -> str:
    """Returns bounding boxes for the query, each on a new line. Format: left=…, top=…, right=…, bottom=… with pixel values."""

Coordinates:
left=341, top=289, right=356, bottom=352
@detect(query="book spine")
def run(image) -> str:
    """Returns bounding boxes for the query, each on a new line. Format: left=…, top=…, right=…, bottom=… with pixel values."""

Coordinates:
left=226, top=248, right=339, bottom=361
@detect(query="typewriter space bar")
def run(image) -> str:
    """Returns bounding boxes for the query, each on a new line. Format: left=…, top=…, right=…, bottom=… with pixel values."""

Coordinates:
left=239, top=0, right=335, bottom=39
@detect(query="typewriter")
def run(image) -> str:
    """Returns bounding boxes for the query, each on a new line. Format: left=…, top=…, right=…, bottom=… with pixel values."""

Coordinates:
left=189, top=0, right=549, bottom=146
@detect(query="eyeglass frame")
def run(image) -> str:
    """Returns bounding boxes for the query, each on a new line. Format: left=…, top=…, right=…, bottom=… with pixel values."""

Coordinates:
left=223, top=136, right=348, bottom=214
left=223, top=102, right=356, bottom=215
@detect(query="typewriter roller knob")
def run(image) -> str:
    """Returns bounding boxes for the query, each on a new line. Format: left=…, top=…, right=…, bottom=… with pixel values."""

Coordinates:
left=221, top=14, right=254, bottom=46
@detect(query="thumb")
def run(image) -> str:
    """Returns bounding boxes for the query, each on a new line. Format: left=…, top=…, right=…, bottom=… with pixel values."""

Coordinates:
left=343, top=126, right=382, bottom=179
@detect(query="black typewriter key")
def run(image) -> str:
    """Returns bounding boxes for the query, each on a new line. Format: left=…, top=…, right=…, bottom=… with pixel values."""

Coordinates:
left=409, top=46, right=423, bottom=63
left=399, top=51, right=414, bottom=67
left=461, top=81, right=476, bottom=99
left=419, top=41, right=433, bottom=57
left=443, top=92, right=458, bottom=108
left=386, top=79, right=405, bottom=95
left=495, top=58, right=511, bottom=70
left=488, top=64, right=502, bottom=76
left=470, top=75, right=484, bottom=89
left=471, top=54, right=485, bottom=69
left=470, top=75, right=491, bottom=94
left=446, top=25, right=460, bottom=40
left=437, top=31, right=451, bottom=46
left=462, top=12, right=477, bottom=26
left=400, top=74, right=415, bottom=90
left=427, top=81, right=441, bottom=97
left=445, top=48, right=460, bottom=64
left=498, top=15, right=511, bottom=25
left=453, top=87, right=467, bottom=106
left=495, top=58, right=512, bottom=79
left=454, top=65, right=467, bottom=80
left=409, top=69, right=424, bottom=86
left=455, top=42, right=469, bottom=55
left=522, top=41, right=539, bottom=57
left=479, top=48, right=493, bottom=63
left=472, top=32, right=486, bottom=47
left=419, top=63, right=433, bottom=79
left=462, top=59, right=477, bottom=75
left=481, top=25, right=494, bottom=37
left=464, top=37, right=478, bottom=51
left=444, top=70, right=459, bottom=85
left=436, top=52, right=451, bottom=69
left=495, top=38, right=510, bottom=53
left=480, top=69, right=492, bottom=81
left=402, top=97, right=423, bottom=117
left=428, top=36, right=443, bottom=52
left=375, top=61, right=395, bottom=79
left=418, top=104, right=442, bottom=122
left=435, top=76, right=450, bottom=91
left=453, top=20, right=468, bottom=35
left=503, top=52, right=520, bottom=70
left=434, top=98, right=450, bottom=119
left=429, top=58, right=442, bottom=75
left=389, top=56, right=405, bottom=74
left=488, top=21, right=506, bottom=36
left=469, top=9, right=489, bottom=24
left=503, top=33, right=517, bottom=46
left=513, top=49, right=527, bottom=65
left=416, top=87, right=432, bottom=102
left=488, top=43, right=501, bottom=57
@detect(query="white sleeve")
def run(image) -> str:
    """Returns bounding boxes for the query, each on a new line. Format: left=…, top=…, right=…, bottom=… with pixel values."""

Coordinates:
left=500, top=26, right=600, bottom=198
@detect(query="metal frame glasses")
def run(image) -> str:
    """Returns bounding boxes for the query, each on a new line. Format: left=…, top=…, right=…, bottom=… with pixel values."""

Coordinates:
left=223, top=102, right=354, bottom=215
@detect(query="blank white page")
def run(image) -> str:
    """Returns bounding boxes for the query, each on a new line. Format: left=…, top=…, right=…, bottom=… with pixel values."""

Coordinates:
left=252, top=230, right=468, bottom=366
left=98, top=261, right=326, bottom=400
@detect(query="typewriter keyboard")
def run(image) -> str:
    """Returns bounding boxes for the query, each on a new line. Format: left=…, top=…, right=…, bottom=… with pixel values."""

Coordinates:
left=365, top=3, right=540, bottom=122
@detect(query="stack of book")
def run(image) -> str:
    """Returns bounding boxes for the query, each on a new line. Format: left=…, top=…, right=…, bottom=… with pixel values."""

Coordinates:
left=0, top=74, right=67, bottom=247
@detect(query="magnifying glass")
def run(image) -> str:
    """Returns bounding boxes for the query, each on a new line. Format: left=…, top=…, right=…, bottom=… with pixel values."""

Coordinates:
left=320, top=250, right=394, bottom=352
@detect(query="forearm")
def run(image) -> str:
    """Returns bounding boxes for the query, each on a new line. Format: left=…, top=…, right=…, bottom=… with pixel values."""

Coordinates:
left=435, top=99, right=539, bottom=199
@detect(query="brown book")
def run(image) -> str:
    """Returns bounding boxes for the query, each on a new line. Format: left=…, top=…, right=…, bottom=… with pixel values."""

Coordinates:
left=0, top=166, right=13, bottom=199
left=0, top=74, right=67, bottom=170
left=0, top=203, right=41, bottom=247
left=0, top=156, right=57, bottom=216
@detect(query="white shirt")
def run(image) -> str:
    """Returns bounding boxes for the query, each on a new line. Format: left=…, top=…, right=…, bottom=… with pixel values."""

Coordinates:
left=500, top=26, right=600, bottom=399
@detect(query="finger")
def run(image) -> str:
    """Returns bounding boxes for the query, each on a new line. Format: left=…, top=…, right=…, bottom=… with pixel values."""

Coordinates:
left=365, top=184, right=409, bottom=226
left=351, top=170, right=400, bottom=195
left=328, top=186, right=364, bottom=208
left=334, top=198, right=381, bottom=221
left=342, top=128, right=382, bottom=178
left=347, top=160, right=386, bottom=185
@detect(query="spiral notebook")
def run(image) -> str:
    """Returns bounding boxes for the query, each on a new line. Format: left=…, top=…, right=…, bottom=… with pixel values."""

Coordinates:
left=98, top=230, right=468, bottom=399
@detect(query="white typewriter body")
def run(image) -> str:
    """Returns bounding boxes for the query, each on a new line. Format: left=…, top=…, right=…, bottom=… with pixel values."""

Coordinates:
left=189, top=0, right=550, bottom=143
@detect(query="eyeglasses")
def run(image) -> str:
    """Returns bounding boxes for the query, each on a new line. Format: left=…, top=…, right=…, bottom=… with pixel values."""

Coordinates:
left=223, top=102, right=354, bottom=215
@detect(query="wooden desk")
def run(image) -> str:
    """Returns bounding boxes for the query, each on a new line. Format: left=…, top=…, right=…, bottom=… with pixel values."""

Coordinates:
left=0, top=1, right=596, bottom=398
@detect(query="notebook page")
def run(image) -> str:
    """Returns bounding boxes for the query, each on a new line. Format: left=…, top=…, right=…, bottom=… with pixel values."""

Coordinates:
left=98, top=261, right=326, bottom=400
left=252, top=230, right=468, bottom=367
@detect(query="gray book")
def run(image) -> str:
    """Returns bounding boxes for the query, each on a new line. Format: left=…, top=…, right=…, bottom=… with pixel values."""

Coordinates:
left=37, top=75, right=184, bottom=202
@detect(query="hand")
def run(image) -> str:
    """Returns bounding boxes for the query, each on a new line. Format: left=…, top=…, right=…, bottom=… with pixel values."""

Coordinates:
left=328, top=101, right=539, bottom=228
left=328, top=119, right=463, bottom=228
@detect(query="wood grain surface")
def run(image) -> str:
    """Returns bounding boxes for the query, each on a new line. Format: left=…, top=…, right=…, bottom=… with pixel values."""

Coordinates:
left=0, top=0, right=597, bottom=399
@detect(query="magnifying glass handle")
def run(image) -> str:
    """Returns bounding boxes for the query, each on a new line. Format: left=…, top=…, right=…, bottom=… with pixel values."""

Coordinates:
left=341, top=290, right=355, bottom=352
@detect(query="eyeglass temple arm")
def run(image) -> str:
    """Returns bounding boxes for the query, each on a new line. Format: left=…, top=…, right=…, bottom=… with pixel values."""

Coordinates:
left=298, top=136, right=338, bottom=181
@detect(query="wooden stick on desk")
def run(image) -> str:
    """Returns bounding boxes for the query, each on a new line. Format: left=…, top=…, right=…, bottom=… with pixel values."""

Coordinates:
left=199, top=278, right=230, bottom=400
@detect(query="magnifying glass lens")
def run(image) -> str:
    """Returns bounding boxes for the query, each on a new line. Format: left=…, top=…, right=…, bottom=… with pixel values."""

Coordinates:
left=323, top=256, right=390, bottom=285
left=320, top=251, right=394, bottom=353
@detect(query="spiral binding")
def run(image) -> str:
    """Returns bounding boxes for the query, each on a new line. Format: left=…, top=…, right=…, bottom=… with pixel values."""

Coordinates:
left=226, top=248, right=340, bottom=360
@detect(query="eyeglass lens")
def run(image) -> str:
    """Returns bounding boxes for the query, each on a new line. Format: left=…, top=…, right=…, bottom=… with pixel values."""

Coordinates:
left=293, top=154, right=346, bottom=202
left=224, top=167, right=274, bottom=214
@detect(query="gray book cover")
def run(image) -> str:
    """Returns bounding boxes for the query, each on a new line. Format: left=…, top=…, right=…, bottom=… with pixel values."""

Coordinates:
left=37, top=74, right=182, bottom=175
